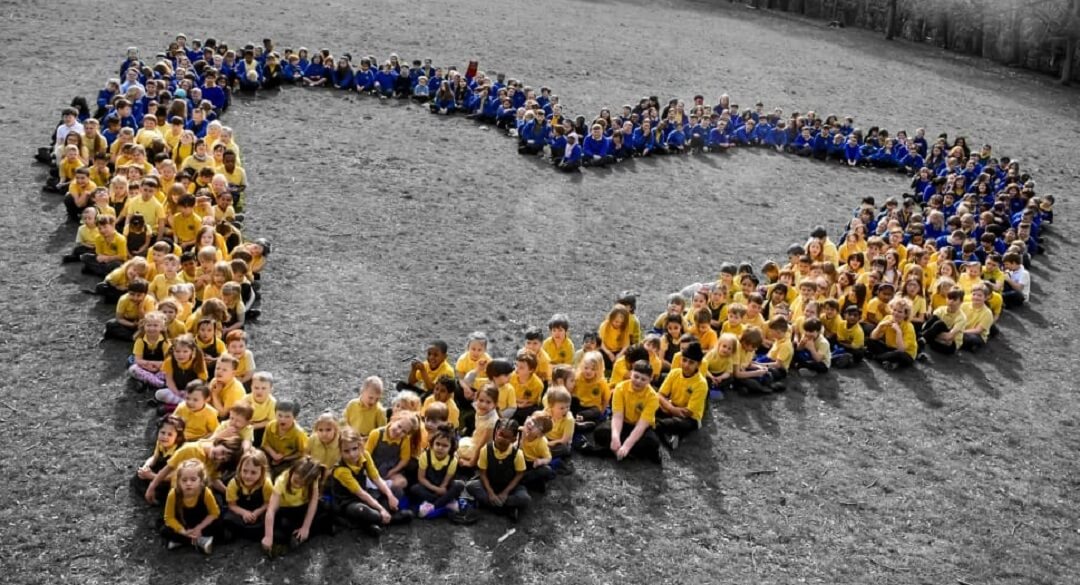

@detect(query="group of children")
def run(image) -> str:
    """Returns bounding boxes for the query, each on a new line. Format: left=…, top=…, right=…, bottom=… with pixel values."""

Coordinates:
left=42, top=34, right=1053, bottom=557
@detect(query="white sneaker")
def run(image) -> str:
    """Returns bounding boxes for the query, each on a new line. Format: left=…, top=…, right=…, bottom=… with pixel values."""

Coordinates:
left=418, top=502, right=435, bottom=518
left=166, top=541, right=183, bottom=551
left=195, top=536, right=213, bottom=555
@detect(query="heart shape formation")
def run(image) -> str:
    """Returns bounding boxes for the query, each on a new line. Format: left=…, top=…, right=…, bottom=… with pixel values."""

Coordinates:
left=45, top=34, right=1051, bottom=548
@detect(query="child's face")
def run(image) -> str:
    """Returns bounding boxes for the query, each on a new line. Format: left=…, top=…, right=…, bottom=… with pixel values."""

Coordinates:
left=196, top=323, right=214, bottom=341
left=173, top=344, right=193, bottom=363
left=215, top=361, right=235, bottom=382
left=315, top=422, right=336, bottom=444
left=727, top=313, right=742, bottom=326
left=629, top=371, right=651, bottom=391
left=239, top=459, right=262, bottom=487
left=696, top=322, right=710, bottom=337
left=341, top=442, right=363, bottom=464
left=388, top=419, right=409, bottom=440
left=230, top=414, right=250, bottom=431
left=492, top=372, right=510, bottom=386
left=523, top=418, right=542, bottom=440
left=681, top=358, right=700, bottom=376
left=157, top=424, right=179, bottom=446
left=611, top=313, right=626, bottom=328
left=360, top=386, right=381, bottom=407
left=666, top=321, right=682, bottom=337
left=474, top=392, right=495, bottom=414
left=550, top=401, right=569, bottom=419
left=227, top=339, right=245, bottom=357
left=551, top=326, right=566, bottom=342
left=467, top=340, right=486, bottom=360
left=493, top=428, right=516, bottom=451
left=431, top=436, right=452, bottom=459
left=747, top=302, right=762, bottom=317
left=583, top=337, right=598, bottom=351
left=845, top=311, right=861, bottom=326
left=252, top=379, right=271, bottom=401
left=182, top=259, right=196, bottom=275
left=99, top=222, right=116, bottom=237
left=185, top=391, right=205, bottom=411
left=524, top=339, right=541, bottom=354
left=144, top=319, right=163, bottom=337
left=129, top=291, right=146, bottom=304
left=163, top=259, right=178, bottom=275
left=276, top=411, right=295, bottom=430
left=718, top=339, right=734, bottom=356
left=824, top=306, right=838, bottom=319
left=582, top=360, right=598, bottom=380
left=432, top=384, right=450, bottom=402
left=514, top=360, right=532, bottom=378
left=178, top=469, right=202, bottom=495
left=668, top=301, right=683, bottom=314
left=946, top=295, right=962, bottom=311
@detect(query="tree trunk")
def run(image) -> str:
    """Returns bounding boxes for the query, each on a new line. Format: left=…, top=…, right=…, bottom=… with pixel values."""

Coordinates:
left=885, top=0, right=899, bottom=40
left=1010, top=6, right=1024, bottom=66
left=1062, top=0, right=1080, bottom=84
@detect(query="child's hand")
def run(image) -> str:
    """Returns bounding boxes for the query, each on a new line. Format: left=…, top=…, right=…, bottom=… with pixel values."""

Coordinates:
left=489, top=491, right=504, bottom=506
left=136, top=466, right=154, bottom=480
left=188, top=527, right=203, bottom=540
left=243, top=510, right=257, bottom=524
left=144, top=486, right=158, bottom=504
left=609, top=435, right=622, bottom=454
left=379, top=509, right=392, bottom=524
left=616, top=445, right=631, bottom=460
left=261, top=536, right=273, bottom=551
left=386, top=494, right=399, bottom=512
left=293, top=526, right=309, bottom=542
left=433, top=486, right=446, bottom=496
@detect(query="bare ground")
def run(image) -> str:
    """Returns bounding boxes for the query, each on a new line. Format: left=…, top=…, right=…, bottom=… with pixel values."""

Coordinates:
left=1, top=0, right=1079, bottom=583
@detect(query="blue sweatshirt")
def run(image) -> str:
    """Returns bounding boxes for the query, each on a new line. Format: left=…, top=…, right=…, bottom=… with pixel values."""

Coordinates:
left=353, top=68, right=374, bottom=91
left=582, top=135, right=610, bottom=159
left=562, top=144, right=583, bottom=165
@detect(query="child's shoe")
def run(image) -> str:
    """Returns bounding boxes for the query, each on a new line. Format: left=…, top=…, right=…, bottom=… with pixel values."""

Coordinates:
left=418, top=502, right=435, bottom=518
left=194, top=536, right=213, bottom=555
left=165, top=540, right=183, bottom=551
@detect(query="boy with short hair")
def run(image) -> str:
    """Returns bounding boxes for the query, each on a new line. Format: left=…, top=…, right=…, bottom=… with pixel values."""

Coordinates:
left=591, top=360, right=661, bottom=464
left=542, top=314, right=575, bottom=366
left=792, top=318, right=831, bottom=375
left=1001, top=252, right=1030, bottom=308
left=105, top=278, right=154, bottom=341
left=343, top=376, right=388, bottom=438
left=522, top=326, right=552, bottom=382
left=510, top=350, right=544, bottom=424
left=406, top=340, right=454, bottom=394
left=261, top=399, right=307, bottom=475
left=656, top=342, right=708, bottom=450
left=920, top=289, right=967, bottom=355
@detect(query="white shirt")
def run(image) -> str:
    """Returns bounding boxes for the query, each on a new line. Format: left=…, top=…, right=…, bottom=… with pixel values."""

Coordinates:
left=54, top=120, right=84, bottom=148
left=1006, top=267, right=1031, bottom=301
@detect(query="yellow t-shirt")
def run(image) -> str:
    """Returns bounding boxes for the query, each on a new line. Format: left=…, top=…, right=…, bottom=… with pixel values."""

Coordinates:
left=94, top=232, right=128, bottom=260
left=703, top=351, right=734, bottom=377
left=836, top=322, right=866, bottom=349
left=961, top=304, right=994, bottom=342
left=173, top=403, right=220, bottom=441
left=149, top=273, right=183, bottom=301
left=611, top=380, right=659, bottom=427
left=932, top=306, right=967, bottom=349
left=226, top=476, right=273, bottom=506
left=573, top=373, right=610, bottom=410
left=477, top=443, right=526, bottom=472
left=240, top=394, right=277, bottom=426
left=342, top=399, right=387, bottom=437
left=171, top=211, right=203, bottom=244
left=418, top=449, right=458, bottom=480
left=455, top=352, right=492, bottom=379
left=496, top=382, right=516, bottom=413
left=332, top=455, right=382, bottom=495
left=261, top=420, right=308, bottom=459
left=510, top=372, right=544, bottom=407
left=658, top=368, right=708, bottom=422
left=416, top=359, right=455, bottom=392
left=164, top=487, right=219, bottom=533
left=307, top=435, right=342, bottom=470
left=116, top=293, right=156, bottom=322
left=542, top=337, right=576, bottom=365
left=273, top=470, right=312, bottom=508
left=767, top=336, right=795, bottom=370
left=520, top=434, right=551, bottom=463
left=123, top=196, right=166, bottom=234
left=878, top=317, right=918, bottom=359
left=212, top=377, right=246, bottom=414
left=365, top=426, right=412, bottom=463
left=545, top=408, right=575, bottom=443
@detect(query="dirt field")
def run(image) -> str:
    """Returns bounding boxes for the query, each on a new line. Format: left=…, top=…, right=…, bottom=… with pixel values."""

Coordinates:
left=2, top=0, right=1079, bottom=583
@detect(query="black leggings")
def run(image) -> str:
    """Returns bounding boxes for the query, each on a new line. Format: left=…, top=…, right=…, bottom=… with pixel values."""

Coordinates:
left=408, top=479, right=465, bottom=509
left=866, top=338, right=915, bottom=368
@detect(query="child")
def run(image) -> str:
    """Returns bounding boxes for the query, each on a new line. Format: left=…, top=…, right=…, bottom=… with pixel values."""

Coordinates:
left=208, top=354, right=245, bottom=417
left=194, top=317, right=225, bottom=375
left=155, top=334, right=207, bottom=407
left=792, top=318, right=832, bottom=375
left=242, top=371, right=278, bottom=445
left=162, top=460, right=219, bottom=554
left=832, top=305, right=866, bottom=368
left=105, top=278, right=154, bottom=341
left=224, top=329, right=255, bottom=385
left=920, top=289, right=967, bottom=354
left=760, top=316, right=795, bottom=385
left=365, top=412, right=420, bottom=492
left=173, top=381, right=219, bottom=441
left=62, top=206, right=100, bottom=263
left=519, top=411, right=555, bottom=492
left=406, top=340, right=455, bottom=395
left=223, top=449, right=273, bottom=542
left=961, top=286, right=994, bottom=352
left=522, top=326, right=553, bottom=383
left=703, top=333, right=738, bottom=398
left=458, top=385, right=499, bottom=468
left=261, top=400, right=308, bottom=475
left=261, top=457, right=328, bottom=556
left=136, top=415, right=185, bottom=503
left=465, top=418, right=530, bottom=521
left=591, top=360, right=661, bottom=463
left=558, top=134, right=582, bottom=172
left=867, top=298, right=918, bottom=370
left=656, top=342, right=707, bottom=450
left=129, top=311, right=170, bottom=389
left=342, top=376, right=388, bottom=438
left=542, top=313, right=575, bottom=365
left=573, top=350, right=611, bottom=425
left=306, top=412, right=341, bottom=472
left=329, top=428, right=405, bottom=536
left=1001, top=251, right=1030, bottom=308
left=733, top=327, right=776, bottom=394
left=598, top=305, right=632, bottom=371
left=143, top=435, right=245, bottom=505
left=572, top=331, right=599, bottom=367
left=510, top=350, right=544, bottom=424
left=421, top=376, right=460, bottom=429
left=455, top=331, right=492, bottom=390
left=409, top=422, right=466, bottom=519
left=484, top=358, right=517, bottom=420
left=542, top=380, right=575, bottom=473
left=692, top=307, right=718, bottom=351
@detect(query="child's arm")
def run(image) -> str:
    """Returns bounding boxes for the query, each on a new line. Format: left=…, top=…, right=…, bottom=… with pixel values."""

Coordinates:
left=187, top=491, right=220, bottom=539
left=115, top=303, right=138, bottom=328
left=479, top=467, right=501, bottom=504
left=498, top=470, right=526, bottom=501
left=144, top=464, right=174, bottom=504
left=295, top=489, right=320, bottom=542
left=609, top=412, right=624, bottom=453
left=137, top=452, right=159, bottom=480
left=261, top=492, right=281, bottom=551
left=549, top=421, right=573, bottom=448
left=617, top=419, right=651, bottom=460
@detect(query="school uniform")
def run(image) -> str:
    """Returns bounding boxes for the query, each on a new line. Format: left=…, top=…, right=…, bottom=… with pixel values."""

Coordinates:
left=656, top=368, right=707, bottom=440
left=161, top=486, right=221, bottom=544
left=592, top=380, right=661, bottom=463
left=465, top=443, right=531, bottom=511
left=408, top=450, right=465, bottom=509
left=268, top=471, right=330, bottom=544
left=223, top=477, right=273, bottom=540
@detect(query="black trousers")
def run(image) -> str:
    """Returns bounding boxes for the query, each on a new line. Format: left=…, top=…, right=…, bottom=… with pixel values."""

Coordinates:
left=408, top=479, right=465, bottom=509
left=655, top=411, right=697, bottom=439
left=593, top=420, right=661, bottom=462
left=866, top=338, right=915, bottom=368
